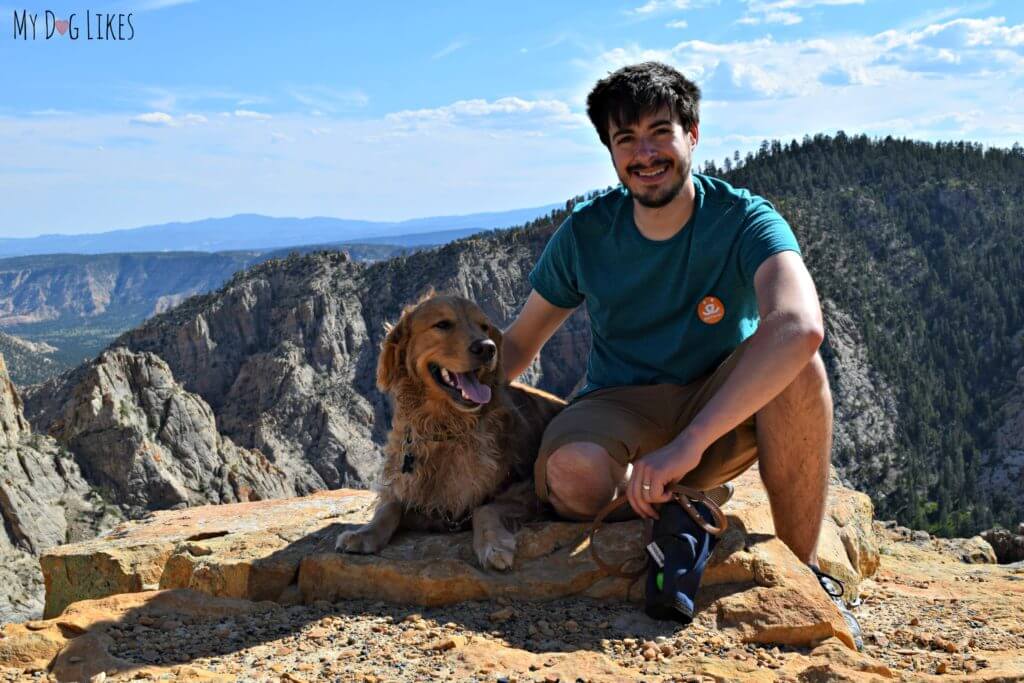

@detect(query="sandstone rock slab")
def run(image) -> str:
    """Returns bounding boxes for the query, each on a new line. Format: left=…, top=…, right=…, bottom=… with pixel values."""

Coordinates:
left=42, top=488, right=373, bottom=618
left=40, top=468, right=876, bottom=650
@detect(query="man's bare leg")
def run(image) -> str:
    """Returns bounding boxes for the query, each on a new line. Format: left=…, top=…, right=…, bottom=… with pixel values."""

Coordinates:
left=755, top=351, right=832, bottom=566
left=545, top=443, right=636, bottom=521
left=546, top=353, right=832, bottom=554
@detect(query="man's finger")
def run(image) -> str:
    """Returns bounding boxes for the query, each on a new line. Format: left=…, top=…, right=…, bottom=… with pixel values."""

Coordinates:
left=636, top=476, right=658, bottom=518
left=628, top=464, right=655, bottom=519
left=633, top=476, right=653, bottom=518
left=626, top=483, right=644, bottom=518
left=649, top=478, right=671, bottom=505
left=644, top=477, right=665, bottom=518
left=634, top=491, right=659, bottom=518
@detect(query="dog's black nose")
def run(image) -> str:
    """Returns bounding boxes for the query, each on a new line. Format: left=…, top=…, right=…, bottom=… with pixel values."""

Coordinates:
left=469, top=338, right=496, bottom=362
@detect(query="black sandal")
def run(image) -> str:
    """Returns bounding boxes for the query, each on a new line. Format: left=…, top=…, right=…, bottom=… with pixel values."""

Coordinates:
left=644, top=496, right=719, bottom=623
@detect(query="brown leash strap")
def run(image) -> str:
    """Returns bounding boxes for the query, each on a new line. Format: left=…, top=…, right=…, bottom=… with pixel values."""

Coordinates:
left=585, top=484, right=729, bottom=580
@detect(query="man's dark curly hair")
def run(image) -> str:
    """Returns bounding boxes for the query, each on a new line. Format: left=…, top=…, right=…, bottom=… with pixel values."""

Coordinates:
left=586, top=61, right=701, bottom=148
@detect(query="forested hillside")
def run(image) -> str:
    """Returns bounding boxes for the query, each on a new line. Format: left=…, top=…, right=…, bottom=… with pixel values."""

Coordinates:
left=709, top=134, right=1024, bottom=535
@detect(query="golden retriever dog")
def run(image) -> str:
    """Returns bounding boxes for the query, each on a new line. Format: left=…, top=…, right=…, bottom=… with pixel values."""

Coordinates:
left=335, top=292, right=566, bottom=570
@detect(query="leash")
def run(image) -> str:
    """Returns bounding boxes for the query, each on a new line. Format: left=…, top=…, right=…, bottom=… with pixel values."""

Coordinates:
left=584, top=484, right=728, bottom=580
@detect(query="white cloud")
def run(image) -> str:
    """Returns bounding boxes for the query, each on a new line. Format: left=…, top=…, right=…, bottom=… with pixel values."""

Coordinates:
left=130, top=111, right=208, bottom=127
left=666, top=20, right=688, bottom=29
left=131, top=112, right=175, bottom=126
left=746, top=0, right=863, bottom=10
left=631, top=0, right=662, bottom=13
left=385, top=96, right=584, bottom=129
left=137, top=85, right=271, bottom=113
left=433, top=39, right=469, bottom=60
left=30, top=109, right=74, bottom=117
left=874, top=17, right=1024, bottom=75
left=739, top=0, right=864, bottom=26
left=580, top=14, right=1024, bottom=174
left=628, top=0, right=716, bottom=16
left=233, top=110, right=272, bottom=120
left=764, top=11, right=802, bottom=24
left=589, top=16, right=1024, bottom=101
left=288, top=86, right=369, bottom=113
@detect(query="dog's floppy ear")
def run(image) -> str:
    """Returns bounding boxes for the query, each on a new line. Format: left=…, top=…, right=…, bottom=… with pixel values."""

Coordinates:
left=377, top=316, right=410, bottom=392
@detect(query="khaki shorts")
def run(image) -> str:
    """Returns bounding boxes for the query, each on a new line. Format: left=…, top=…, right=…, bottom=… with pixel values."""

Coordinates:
left=535, top=337, right=758, bottom=502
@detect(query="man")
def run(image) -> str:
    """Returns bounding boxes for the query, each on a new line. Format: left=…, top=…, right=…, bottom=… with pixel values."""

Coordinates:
left=501, top=61, right=861, bottom=645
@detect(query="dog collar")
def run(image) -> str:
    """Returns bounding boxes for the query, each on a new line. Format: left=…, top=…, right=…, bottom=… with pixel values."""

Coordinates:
left=400, top=424, right=472, bottom=474
left=403, top=424, right=467, bottom=443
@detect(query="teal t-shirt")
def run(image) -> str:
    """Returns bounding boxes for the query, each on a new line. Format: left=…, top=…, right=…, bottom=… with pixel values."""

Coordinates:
left=529, top=173, right=801, bottom=398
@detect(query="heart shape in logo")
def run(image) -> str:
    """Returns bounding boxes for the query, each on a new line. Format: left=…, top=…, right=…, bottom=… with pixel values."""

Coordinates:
left=55, top=19, right=69, bottom=35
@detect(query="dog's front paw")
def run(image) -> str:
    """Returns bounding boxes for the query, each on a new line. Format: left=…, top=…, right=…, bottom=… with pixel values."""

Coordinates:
left=475, top=529, right=517, bottom=571
left=335, top=526, right=385, bottom=554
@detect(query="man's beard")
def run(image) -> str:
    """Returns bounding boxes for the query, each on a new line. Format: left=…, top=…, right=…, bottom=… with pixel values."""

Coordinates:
left=624, top=159, right=689, bottom=209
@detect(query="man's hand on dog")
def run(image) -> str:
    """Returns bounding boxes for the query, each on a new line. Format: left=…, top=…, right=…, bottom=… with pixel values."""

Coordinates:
left=627, top=434, right=705, bottom=519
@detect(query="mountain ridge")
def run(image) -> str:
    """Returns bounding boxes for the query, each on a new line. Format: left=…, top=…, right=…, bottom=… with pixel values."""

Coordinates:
left=0, top=204, right=562, bottom=257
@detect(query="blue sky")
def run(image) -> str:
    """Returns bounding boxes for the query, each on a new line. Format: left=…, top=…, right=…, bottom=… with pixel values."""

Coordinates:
left=1, top=0, right=1022, bottom=237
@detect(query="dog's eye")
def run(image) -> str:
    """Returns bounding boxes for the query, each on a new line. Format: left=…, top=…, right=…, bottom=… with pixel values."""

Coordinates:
left=433, top=320, right=453, bottom=330
left=479, top=323, right=491, bottom=332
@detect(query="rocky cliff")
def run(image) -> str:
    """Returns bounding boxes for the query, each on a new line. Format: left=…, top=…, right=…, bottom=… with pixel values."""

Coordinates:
left=0, top=354, right=118, bottom=623
left=0, top=342, right=307, bottom=622
left=45, top=348, right=296, bottom=517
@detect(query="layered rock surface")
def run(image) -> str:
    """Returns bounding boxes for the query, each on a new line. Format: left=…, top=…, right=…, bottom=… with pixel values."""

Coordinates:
left=2, top=469, right=1023, bottom=681
left=0, top=355, right=116, bottom=623
left=41, top=469, right=867, bottom=644
left=2, top=346, right=299, bottom=622
left=45, top=347, right=296, bottom=517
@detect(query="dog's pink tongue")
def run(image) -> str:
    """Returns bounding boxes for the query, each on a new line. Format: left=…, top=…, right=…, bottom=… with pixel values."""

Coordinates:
left=455, top=372, right=492, bottom=404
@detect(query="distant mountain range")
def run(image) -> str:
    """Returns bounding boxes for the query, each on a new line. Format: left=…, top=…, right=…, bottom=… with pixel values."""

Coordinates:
left=0, top=205, right=562, bottom=257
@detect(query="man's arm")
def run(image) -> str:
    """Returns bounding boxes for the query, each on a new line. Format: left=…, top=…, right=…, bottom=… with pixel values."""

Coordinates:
left=683, top=250, right=824, bottom=449
left=502, top=290, right=577, bottom=382
left=626, top=250, right=824, bottom=517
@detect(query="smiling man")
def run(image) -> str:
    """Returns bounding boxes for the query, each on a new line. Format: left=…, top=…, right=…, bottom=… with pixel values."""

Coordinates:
left=501, top=61, right=861, bottom=645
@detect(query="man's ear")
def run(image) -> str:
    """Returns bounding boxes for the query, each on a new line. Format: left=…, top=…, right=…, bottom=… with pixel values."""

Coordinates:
left=376, top=316, right=409, bottom=392
left=688, top=121, right=699, bottom=148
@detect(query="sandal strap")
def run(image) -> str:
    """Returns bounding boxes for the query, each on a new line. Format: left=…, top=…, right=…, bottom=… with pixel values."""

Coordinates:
left=585, top=484, right=729, bottom=580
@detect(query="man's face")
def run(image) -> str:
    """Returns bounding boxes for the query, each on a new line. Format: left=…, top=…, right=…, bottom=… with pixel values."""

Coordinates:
left=607, top=106, right=698, bottom=209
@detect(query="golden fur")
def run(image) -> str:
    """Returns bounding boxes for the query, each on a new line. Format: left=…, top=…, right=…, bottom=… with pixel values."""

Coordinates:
left=335, top=292, right=565, bottom=569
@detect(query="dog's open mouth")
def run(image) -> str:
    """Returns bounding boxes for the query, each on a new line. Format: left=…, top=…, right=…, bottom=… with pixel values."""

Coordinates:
left=428, top=362, right=492, bottom=408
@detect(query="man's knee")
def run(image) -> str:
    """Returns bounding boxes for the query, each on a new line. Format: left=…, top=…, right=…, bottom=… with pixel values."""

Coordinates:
left=546, top=442, right=616, bottom=518
left=773, top=351, right=831, bottom=407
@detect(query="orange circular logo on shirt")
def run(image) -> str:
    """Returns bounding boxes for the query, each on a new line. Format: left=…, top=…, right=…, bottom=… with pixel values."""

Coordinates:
left=697, top=296, right=725, bottom=324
